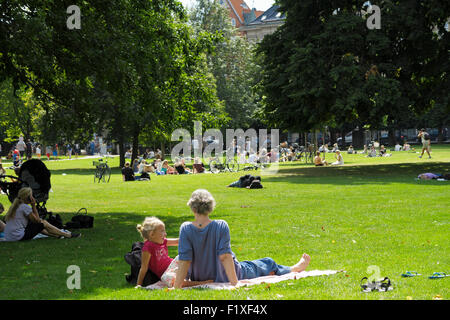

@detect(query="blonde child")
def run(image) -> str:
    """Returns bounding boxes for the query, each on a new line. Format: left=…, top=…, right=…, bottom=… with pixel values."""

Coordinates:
left=135, top=217, right=212, bottom=288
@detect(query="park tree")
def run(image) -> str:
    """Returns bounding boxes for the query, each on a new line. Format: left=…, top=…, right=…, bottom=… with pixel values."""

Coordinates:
left=0, top=79, right=42, bottom=143
left=0, top=0, right=227, bottom=166
left=189, top=0, right=261, bottom=130
left=256, top=0, right=449, bottom=147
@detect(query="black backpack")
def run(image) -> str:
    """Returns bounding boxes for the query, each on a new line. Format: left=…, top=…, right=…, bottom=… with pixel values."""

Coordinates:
left=124, top=241, right=160, bottom=286
left=423, top=132, right=431, bottom=140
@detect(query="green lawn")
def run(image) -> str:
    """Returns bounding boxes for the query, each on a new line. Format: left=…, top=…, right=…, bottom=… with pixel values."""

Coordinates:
left=0, top=146, right=449, bottom=300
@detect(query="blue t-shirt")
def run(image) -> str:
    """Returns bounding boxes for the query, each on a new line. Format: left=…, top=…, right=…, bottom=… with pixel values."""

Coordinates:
left=178, top=219, right=241, bottom=283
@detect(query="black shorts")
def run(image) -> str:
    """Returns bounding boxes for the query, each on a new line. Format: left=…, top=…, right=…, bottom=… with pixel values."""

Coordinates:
left=21, top=222, right=45, bottom=241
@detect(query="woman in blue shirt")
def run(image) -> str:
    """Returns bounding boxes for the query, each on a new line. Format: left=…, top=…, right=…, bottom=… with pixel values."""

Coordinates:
left=174, top=189, right=311, bottom=288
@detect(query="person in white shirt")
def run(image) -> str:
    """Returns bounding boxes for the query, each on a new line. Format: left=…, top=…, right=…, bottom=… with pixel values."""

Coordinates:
left=35, top=145, right=41, bottom=160
left=331, top=150, right=344, bottom=165
left=394, top=143, right=401, bottom=152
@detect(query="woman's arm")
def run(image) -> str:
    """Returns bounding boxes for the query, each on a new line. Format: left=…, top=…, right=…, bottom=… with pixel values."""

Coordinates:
left=166, top=238, right=179, bottom=246
left=174, top=260, right=191, bottom=289
left=27, top=199, right=41, bottom=223
left=219, top=253, right=238, bottom=286
left=136, top=251, right=151, bottom=287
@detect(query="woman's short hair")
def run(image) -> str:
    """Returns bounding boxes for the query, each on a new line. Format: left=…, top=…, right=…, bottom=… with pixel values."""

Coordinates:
left=136, top=217, right=164, bottom=240
left=187, top=189, right=216, bottom=215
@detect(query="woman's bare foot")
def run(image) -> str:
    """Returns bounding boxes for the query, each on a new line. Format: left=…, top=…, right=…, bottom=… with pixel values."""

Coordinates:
left=291, top=253, right=311, bottom=273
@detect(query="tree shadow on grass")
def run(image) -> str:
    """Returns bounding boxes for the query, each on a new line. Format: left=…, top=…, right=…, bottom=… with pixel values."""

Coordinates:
left=263, top=162, right=450, bottom=186
left=0, top=210, right=235, bottom=300
left=49, top=167, right=123, bottom=176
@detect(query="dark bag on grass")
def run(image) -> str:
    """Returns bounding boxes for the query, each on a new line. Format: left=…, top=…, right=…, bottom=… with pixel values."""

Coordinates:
left=71, top=208, right=94, bottom=228
left=248, top=180, right=263, bottom=189
left=124, top=241, right=159, bottom=286
left=46, top=212, right=63, bottom=229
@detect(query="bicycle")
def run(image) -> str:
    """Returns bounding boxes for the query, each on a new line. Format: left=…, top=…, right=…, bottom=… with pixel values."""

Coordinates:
left=93, top=158, right=111, bottom=183
left=208, top=151, right=239, bottom=173
left=297, top=143, right=315, bottom=164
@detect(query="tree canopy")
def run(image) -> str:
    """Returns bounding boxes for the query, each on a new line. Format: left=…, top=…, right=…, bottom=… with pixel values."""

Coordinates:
left=257, top=0, right=449, bottom=138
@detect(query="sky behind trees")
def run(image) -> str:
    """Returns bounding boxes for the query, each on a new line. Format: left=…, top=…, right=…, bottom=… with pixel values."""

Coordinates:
left=180, top=0, right=275, bottom=11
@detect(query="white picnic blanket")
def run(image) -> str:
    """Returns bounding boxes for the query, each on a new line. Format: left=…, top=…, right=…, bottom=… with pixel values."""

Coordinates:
left=144, top=269, right=342, bottom=290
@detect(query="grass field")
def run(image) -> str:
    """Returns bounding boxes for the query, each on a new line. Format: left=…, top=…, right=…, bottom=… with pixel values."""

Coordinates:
left=0, top=145, right=449, bottom=300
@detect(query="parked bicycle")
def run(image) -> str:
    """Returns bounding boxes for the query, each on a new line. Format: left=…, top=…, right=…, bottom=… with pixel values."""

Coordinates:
left=93, top=158, right=111, bottom=183
left=209, top=151, right=239, bottom=173
left=297, top=143, right=315, bottom=164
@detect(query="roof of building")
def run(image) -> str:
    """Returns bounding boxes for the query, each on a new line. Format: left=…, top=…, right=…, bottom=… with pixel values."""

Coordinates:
left=225, top=0, right=264, bottom=25
left=247, top=5, right=285, bottom=25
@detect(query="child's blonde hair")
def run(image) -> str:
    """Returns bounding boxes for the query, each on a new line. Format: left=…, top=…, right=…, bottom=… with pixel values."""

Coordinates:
left=136, top=217, right=164, bottom=240
left=5, top=187, right=32, bottom=221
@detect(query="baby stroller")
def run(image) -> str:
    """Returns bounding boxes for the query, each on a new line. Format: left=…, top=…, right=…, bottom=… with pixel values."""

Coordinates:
left=0, top=159, right=52, bottom=219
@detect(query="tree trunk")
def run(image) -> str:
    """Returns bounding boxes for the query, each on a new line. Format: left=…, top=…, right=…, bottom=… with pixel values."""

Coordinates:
left=131, top=126, right=140, bottom=164
left=329, top=128, right=337, bottom=145
left=161, top=140, right=165, bottom=160
left=388, top=127, right=396, bottom=146
left=118, top=135, right=125, bottom=168
left=437, top=125, right=443, bottom=143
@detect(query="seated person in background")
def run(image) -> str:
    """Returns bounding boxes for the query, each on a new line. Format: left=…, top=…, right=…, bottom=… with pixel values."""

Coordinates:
left=132, top=159, right=140, bottom=174
left=331, top=150, right=344, bottom=165
left=193, top=157, right=205, bottom=174
left=161, top=160, right=176, bottom=175
left=4, top=187, right=79, bottom=241
left=319, top=144, right=328, bottom=153
left=347, top=145, right=355, bottom=154
left=153, top=159, right=163, bottom=175
left=122, top=162, right=135, bottom=181
left=403, top=143, right=410, bottom=151
left=367, top=145, right=377, bottom=157
left=394, top=143, right=402, bottom=151
left=248, top=151, right=258, bottom=164
left=331, top=143, right=339, bottom=153
left=314, top=151, right=328, bottom=166
left=175, top=158, right=191, bottom=175
left=379, top=145, right=392, bottom=157
left=124, top=150, right=132, bottom=159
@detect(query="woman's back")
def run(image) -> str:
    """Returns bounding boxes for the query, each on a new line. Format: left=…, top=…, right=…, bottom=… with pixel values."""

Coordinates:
left=4, top=204, right=31, bottom=241
left=178, top=220, right=240, bottom=282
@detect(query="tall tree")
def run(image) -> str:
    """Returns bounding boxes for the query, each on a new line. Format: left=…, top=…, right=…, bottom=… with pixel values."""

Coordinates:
left=256, top=0, right=449, bottom=144
left=1, top=0, right=227, bottom=166
left=189, top=0, right=261, bottom=129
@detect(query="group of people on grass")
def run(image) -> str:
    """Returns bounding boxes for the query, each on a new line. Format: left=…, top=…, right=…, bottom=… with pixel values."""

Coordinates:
left=122, top=157, right=207, bottom=181
left=135, top=189, right=311, bottom=289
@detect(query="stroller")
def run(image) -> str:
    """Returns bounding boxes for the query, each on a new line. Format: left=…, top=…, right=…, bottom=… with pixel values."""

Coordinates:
left=0, top=159, right=52, bottom=219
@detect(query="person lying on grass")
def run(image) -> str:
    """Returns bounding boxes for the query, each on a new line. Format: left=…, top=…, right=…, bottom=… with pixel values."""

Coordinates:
left=135, top=216, right=213, bottom=288
left=173, top=189, right=311, bottom=289
left=3, top=187, right=80, bottom=241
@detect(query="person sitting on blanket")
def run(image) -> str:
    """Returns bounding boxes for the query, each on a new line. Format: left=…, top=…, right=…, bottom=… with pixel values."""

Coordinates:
left=135, top=216, right=213, bottom=288
left=3, top=187, right=80, bottom=241
left=173, top=189, right=311, bottom=289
